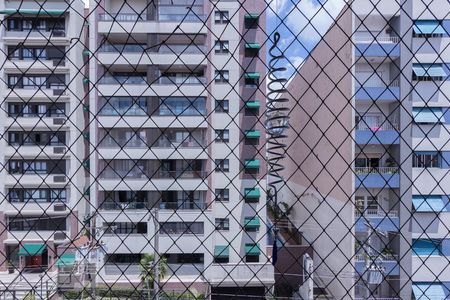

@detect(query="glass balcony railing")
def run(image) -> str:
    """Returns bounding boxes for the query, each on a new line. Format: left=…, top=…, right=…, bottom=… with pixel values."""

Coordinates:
left=100, top=105, right=148, bottom=116
left=159, top=75, right=206, bottom=85
left=101, top=169, right=207, bottom=180
left=99, top=44, right=206, bottom=54
left=98, top=13, right=206, bottom=22
left=160, top=201, right=207, bottom=210
left=356, top=121, right=399, bottom=131
left=100, top=76, right=146, bottom=85
left=355, top=208, right=399, bottom=218
left=354, top=31, right=400, bottom=44
left=157, top=14, right=206, bottom=22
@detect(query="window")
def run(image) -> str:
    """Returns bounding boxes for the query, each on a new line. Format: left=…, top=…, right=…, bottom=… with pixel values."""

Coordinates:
left=214, top=11, right=229, bottom=24
left=215, top=218, right=230, bottom=230
left=215, top=100, right=229, bottom=113
left=215, top=189, right=229, bottom=202
left=7, top=19, right=20, bottom=31
left=8, top=76, right=19, bottom=88
left=215, top=70, right=229, bottom=83
left=413, top=152, right=440, bottom=168
left=214, top=40, right=229, bottom=53
left=8, top=217, right=66, bottom=231
left=244, top=75, right=259, bottom=87
left=215, top=159, right=230, bottom=172
left=412, top=239, right=442, bottom=256
left=215, top=129, right=229, bottom=143
left=159, top=222, right=204, bottom=235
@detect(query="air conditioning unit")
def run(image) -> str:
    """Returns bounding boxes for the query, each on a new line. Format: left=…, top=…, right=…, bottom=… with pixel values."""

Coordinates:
left=53, top=59, right=66, bottom=67
left=54, top=232, right=67, bottom=240
left=52, top=30, right=66, bottom=37
left=53, top=118, right=65, bottom=125
left=53, top=89, right=66, bottom=96
left=54, top=203, right=67, bottom=211
left=53, top=147, right=66, bottom=154
left=53, top=175, right=67, bottom=183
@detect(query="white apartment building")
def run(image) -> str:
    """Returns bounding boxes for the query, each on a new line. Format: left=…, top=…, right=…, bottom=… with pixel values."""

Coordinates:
left=0, top=0, right=86, bottom=273
left=88, top=0, right=273, bottom=297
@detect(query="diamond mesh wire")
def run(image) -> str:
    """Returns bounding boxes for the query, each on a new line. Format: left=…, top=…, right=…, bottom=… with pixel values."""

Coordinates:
left=0, top=0, right=448, bottom=299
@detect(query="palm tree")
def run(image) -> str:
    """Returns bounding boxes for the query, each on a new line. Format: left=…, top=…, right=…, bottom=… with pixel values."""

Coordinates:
left=139, top=253, right=168, bottom=297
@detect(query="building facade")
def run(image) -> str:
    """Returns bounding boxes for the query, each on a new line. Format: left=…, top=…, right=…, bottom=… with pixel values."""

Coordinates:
left=0, top=0, right=86, bottom=272
left=88, top=0, right=273, bottom=296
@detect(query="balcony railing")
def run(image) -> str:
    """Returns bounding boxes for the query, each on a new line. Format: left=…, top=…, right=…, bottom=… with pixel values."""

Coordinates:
left=354, top=31, right=400, bottom=43
left=101, top=170, right=207, bottom=180
left=355, top=167, right=399, bottom=174
left=354, top=253, right=399, bottom=262
left=157, top=170, right=207, bottom=179
left=154, top=138, right=204, bottom=148
left=356, top=122, right=399, bottom=131
left=158, top=13, right=206, bottom=22
left=104, top=263, right=140, bottom=275
left=160, top=201, right=207, bottom=210
left=355, top=208, right=399, bottom=218
left=5, top=30, right=66, bottom=38
left=159, top=76, right=206, bottom=85
left=355, top=77, right=400, bottom=88
left=100, top=138, right=147, bottom=148
left=209, top=263, right=274, bottom=283
left=99, top=202, right=151, bottom=210
left=100, top=44, right=206, bottom=54
left=100, top=76, right=146, bottom=85
left=158, top=45, right=206, bottom=54
left=98, top=13, right=206, bottom=22
left=166, top=263, right=204, bottom=276
left=98, top=13, right=148, bottom=21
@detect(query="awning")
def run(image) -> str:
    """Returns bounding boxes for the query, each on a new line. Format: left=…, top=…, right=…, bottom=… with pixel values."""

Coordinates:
left=244, top=216, right=260, bottom=229
left=55, top=253, right=76, bottom=268
left=214, top=245, right=229, bottom=259
left=245, top=100, right=260, bottom=108
left=412, top=282, right=446, bottom=300
left=412, top=239, right=441, bottom=256
left=413, top=64, right=447, bottom=77
left=413, top=107, right=443, bottom=123
left=0, top=9, right=67, bottom=16
left=413, top=196, right=446, bottom=212
left=244, top=72, right=260, bottom=79
left=244, top=159, right=260, bottom=169
left=18, top=243, right=46, bottom=256
left=245, top=43, right=261, bottom=49
left=244, top=188, right=260, bottom=199
left=244, top=13, right=260, bottom=20
left=245, top=244, right=261, bottom=256
left=245, top=130, right=261, bottom=138
left=413, top=20, right=446, bottom=35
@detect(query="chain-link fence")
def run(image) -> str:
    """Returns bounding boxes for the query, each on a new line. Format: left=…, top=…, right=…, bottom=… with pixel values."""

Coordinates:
left=0, top=0, right=448, bottom=299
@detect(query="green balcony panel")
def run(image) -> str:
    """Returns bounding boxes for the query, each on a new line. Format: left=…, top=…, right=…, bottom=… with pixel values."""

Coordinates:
left=245, top=43, right=261, bottom=49
left=245, top=101, right=260, bottom=109
left=245, top=244, right=261, bottom=256
left=245, top=130, right=261, bottom=139
left=413, top=20, right=446, bottom=35
left=19, top=243, right=47, bottom=256
left=83, top=78, right=90, bottom=84
left=83, top=50, right=91, bottom=56
left=244, top=72, right=260, bottom=79
left=0, top=9, right=67, bottom=16
left=214, top=245, right=229, bottom=259
left=245, top=13, right=260, bottom=20
left=56, top=253, right=76, bottom=268
left=412, top=63, right=446, bottom=77
left=245, top=159, right=260, bottom=169
left=244, top=216, right=260, bottom=229
left=244, top=188, right=260, bottom=199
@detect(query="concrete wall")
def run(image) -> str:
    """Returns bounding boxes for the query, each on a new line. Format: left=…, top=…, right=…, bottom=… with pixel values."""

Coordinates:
left=279, top=4, right=355, bottom=299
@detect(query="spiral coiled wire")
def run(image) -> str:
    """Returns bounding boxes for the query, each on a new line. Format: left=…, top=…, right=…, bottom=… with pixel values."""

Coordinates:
left=266, top=32, right=290, bottom=264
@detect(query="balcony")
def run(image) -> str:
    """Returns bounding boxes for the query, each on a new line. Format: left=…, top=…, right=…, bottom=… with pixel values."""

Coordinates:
left=356, top=121, right=400, bottom=145
left=355, top=78, right=400, bottom=101
left=104, top=263, right=140, bottom=275
left=97, top=44, right=206, bottom=66
left=209, top=263, right=274, bottom=285
left=354, top=31, right=400, bottom=58
left=355, top=167, right=400, bottom=188
left=97, top=75, right=206, bottom=97
left=166, top=263, right=204, bottom=277
left=4, top=29, right=67, bottom=42
left=355, top=209, right=400, bottom=232
left=97, top=13, right=207, bottom=35
left=354, top=254, right=400, bottom=276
